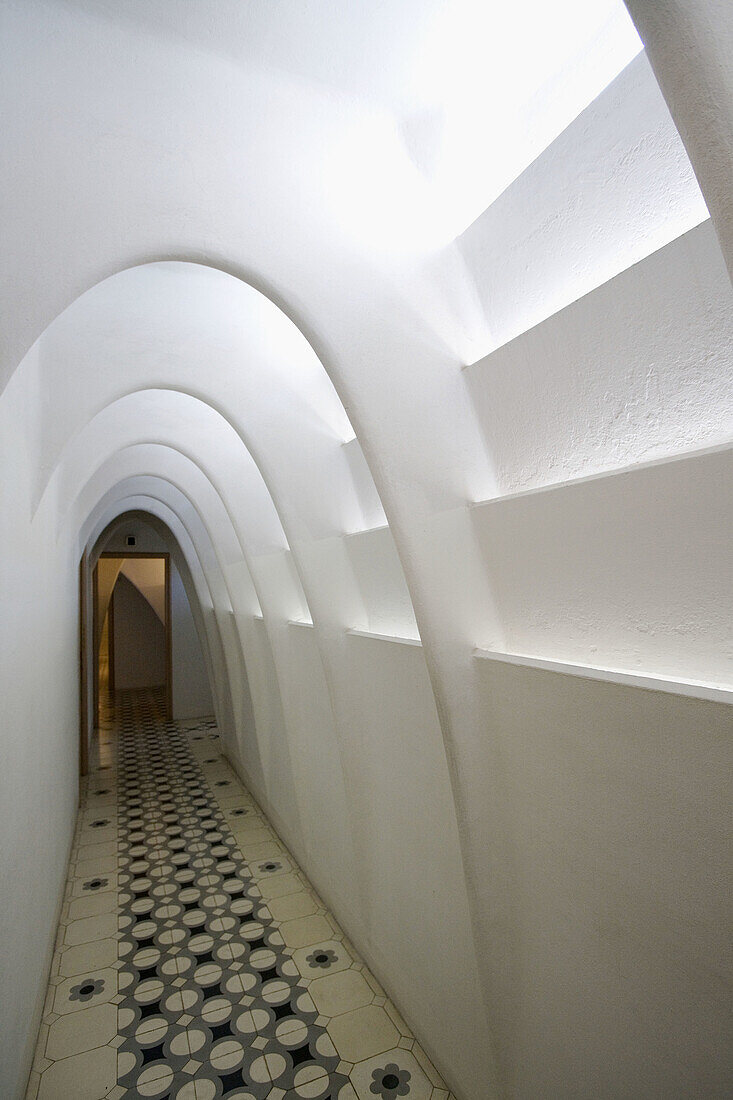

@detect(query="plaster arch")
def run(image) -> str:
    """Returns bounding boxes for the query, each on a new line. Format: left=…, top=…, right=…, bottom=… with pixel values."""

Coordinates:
left=67, top=428, right=344, bottom=822
left=32, top=264, right=444, bottom=928
left=80, top=477, right=360, bottom=893
left=27, top=263, right=363, bottom=534
left=3, top=6, right=731, bottom=1097
left=46, top=389, right=289, bottom=556
left=82, top=475, right=269, bottom=726
left=58, top=395, right=380, bottom=638
left=18, top=257, right=497, bottom=858
left=83, top=490, right=242, bottom=742
left=84, top=490, right=269, bottom=806
left=7, top=235, right=534, bottom=1100
left=624, top=0, right=733, bottom=282
left=80, top=447, right=248, bottom=581
left=28, top=249, right=444, bottom=928
left=62, top=418, right=361, bottom=757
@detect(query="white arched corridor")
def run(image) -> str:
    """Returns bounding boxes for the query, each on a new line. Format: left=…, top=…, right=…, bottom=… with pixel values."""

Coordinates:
left=1, top=3, right=731, bottom=1098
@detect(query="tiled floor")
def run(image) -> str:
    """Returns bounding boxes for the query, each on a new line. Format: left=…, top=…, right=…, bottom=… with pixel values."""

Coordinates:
left=25, top=689, right=455, bottom=1100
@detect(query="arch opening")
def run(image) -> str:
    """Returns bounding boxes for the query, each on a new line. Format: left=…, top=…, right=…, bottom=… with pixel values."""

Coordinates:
left=80, top=512, right=217, bottom=777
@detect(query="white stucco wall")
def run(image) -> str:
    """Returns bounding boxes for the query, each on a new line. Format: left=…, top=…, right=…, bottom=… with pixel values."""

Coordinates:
left=1, top=4, right=731, bottom=1099
left=170, top=563, right=214, bottom=719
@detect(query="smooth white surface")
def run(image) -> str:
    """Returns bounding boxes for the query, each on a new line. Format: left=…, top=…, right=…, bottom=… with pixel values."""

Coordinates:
left=346, top=629, right=423, bottom=648
left=1, top=3, right=732, bottom=1098
left=473, top=647, right=733, bottom=704
left=472, top=654, right=732, bottom=1098
left=470, top=444, right=733, bottom=684
left=170, top=563, right=215, bottom=719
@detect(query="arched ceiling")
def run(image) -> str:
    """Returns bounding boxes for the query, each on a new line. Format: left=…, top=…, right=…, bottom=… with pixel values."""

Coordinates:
left=1, top=0, right=642, bottom=387
left=3, top=4, right=731, bottom=1096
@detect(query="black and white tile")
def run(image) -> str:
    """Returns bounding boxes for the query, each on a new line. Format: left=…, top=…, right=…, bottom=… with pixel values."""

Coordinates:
left=26, top=689, right=454, bottom=1100
left=114, top=690, right=348, bottom=1099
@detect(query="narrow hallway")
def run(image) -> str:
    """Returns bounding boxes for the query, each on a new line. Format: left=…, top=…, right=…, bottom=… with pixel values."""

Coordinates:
left=27, top=690, right=452, bottom=1100
left=5, top=4, right=732, bottom=1096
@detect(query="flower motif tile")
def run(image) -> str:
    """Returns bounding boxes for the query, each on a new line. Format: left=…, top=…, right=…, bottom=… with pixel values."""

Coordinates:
left=68, top=978, right=106, bottom=1003
left=82, top=876, right=109, bottom=891
left=350, top=1050, right=432, bottom=1100
left=53, top=968, right=117, bottom=1015
left=305, top=948, right=339, bottom=972
left=370, top=1063, right=411, bottom=1098
left=293, top=941, right=352, bottom=980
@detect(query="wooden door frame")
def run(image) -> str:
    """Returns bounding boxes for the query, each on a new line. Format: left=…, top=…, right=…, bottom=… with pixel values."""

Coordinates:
left=96, top=552, right=172, bottom=719
left=108, top=585, right=116, bottom=696
left=92, top=561, right=99, bottom=729
left=79, top=551, right=89, bottom=782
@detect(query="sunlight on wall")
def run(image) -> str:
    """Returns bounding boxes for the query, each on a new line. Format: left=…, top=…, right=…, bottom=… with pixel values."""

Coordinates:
left=325, top=0, right=642, bottom=254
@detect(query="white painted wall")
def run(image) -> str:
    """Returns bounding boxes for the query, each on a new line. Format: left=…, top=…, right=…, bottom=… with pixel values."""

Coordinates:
left=465, top=220, right=733, bottom=496
left=625, top=0, right=733, bottom=281
left=471, top=656, right=732, bottom=1098
left=1, top=4, right=732, bottom=1099
left=170, top=563, right=214, bottom=719
left=458, top=52, right=709, bottom=354
left=0, top=365, right=79, bottom=1100
left=470, top=445, right=733, bottom=682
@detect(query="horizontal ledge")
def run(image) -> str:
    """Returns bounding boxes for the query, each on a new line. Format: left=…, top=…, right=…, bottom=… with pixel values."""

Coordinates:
left=252, top=613, right=314, bottom=628
left=253, top=613, right=264, bottom=621
left=470, top=439, right=733, bottom=509
left=346, top=628, right=422, bottom=647
left=472, top=648, right=732, bottom=704
left=462, top=220, right=713, bottom=371
left=344, top=522, right=390, bottom=539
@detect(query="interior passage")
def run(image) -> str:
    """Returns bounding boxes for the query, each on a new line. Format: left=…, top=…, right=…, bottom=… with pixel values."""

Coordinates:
left=27, top=690, right=452, bottom=1100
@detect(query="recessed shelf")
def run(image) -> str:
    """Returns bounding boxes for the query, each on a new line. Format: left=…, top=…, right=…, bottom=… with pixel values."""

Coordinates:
left=344, top=522, right=390, bottom=539
left=473, top=647, right=732, bottom=704
left=470, top=439, right=733, bottom=509
left=253, top=613, right=264, bottom=621
left=346, top=628, right=422, bottom=647
left=287, top=619, right=314, bottom=628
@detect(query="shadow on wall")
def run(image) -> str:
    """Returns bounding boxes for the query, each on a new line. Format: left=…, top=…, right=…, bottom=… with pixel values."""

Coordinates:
left=112, top=571, right=166, bottom=689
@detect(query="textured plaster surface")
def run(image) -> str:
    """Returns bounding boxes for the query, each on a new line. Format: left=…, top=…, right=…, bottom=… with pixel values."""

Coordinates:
left=2, top=4, right=732, bottom=1099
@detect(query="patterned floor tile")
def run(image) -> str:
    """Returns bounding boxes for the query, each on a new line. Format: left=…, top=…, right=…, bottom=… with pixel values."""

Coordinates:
left=26, top=688, right=456, bottom=1100
left=112, top=690, right=349, bottom=1100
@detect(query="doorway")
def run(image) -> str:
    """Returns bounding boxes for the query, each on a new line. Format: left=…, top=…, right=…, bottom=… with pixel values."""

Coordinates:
left=92, top=552, right=172, bottom=735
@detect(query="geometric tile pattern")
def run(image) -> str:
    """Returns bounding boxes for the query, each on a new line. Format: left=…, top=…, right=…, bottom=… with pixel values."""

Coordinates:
left=25, top=688, right=455, bottom=1100
left=114, top=690, right=349, bottom=1099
